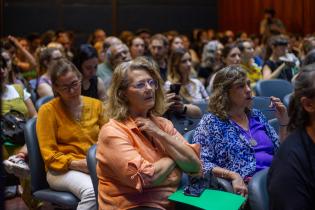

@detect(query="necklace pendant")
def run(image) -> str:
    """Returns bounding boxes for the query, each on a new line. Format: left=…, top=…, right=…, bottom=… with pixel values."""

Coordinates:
left=249, top=138, right=258, bottom=147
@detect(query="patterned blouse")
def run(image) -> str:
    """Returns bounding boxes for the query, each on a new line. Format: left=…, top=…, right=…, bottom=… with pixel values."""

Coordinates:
left=192, top=109, right=279, bottom=178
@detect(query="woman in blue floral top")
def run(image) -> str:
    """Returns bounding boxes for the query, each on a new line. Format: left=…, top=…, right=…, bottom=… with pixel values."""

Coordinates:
left=193, top=65, right=289, bottom=197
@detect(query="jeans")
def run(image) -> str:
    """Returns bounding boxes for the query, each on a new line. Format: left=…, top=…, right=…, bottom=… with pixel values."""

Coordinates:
left=47, top=170, right=97, bottom=210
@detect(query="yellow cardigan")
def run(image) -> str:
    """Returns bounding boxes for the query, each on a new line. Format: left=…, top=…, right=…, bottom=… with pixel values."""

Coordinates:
left=36, top=96, right=106, bottom=173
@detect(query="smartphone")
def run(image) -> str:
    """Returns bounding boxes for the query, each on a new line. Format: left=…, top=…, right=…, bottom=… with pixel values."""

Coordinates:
left=169, top=83, right=181, bottom=95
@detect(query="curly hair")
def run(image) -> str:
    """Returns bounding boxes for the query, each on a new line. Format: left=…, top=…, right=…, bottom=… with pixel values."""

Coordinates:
left=105, top=56, right=166, bottom=121
left=288, top=63, right=315, bottom=131
left=209, top=65, right=247, bottom=120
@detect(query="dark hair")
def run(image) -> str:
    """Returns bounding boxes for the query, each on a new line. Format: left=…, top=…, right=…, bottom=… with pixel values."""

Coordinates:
left=288, top=63, right=315, bottom=131
left=264, top=8, right=276, bottom=17
left=236, top=39, right=250, bottom=52
left=74, top=44, right=98, bottom=73
left=264, top=35, right=288, bottom=60
left=167, top=48, right=189, bottom=82
left=222, top=43, right=239, bottom=59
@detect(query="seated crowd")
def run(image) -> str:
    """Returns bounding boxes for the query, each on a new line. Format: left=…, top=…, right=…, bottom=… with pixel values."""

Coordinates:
left=1, top=26, right=315, bottom=210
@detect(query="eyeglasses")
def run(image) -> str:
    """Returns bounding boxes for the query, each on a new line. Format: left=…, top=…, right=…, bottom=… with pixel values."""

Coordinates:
left=57, top=80, right=81, bottom=92
left=130, top=79, right=158, bottom=90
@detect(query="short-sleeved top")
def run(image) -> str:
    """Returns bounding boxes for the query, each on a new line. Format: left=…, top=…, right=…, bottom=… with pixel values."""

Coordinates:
left=193, top=109, right=279, bottom=178
left=268, top=128, right=315, bottom=210
left=96, top=116, right=200, bottom=210
left=81, top=76, right=98, bottom=99
left=2, top=84, right=31, bottom=117
left=164, top=78, right=209, bottom=104
left=36, top=96, right=106, bottom=173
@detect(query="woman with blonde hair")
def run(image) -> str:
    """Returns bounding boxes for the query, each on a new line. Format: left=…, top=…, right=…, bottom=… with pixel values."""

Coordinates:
left=97, top=56, right=201, bottom=209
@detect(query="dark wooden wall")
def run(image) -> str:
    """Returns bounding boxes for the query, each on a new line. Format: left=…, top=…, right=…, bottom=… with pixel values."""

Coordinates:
left=2, top=0, right=218, bottom=44
left=218, top=0, right=315, bottom=36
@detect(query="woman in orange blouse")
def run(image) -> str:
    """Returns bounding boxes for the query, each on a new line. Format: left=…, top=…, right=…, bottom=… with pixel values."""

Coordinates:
left=97, top=57, right=201, bottom=210
left=37, top=58, right=106, bottom=210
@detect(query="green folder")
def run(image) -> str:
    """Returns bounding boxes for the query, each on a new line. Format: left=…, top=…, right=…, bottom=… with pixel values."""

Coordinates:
left=169, top=189, right=245, bottom=210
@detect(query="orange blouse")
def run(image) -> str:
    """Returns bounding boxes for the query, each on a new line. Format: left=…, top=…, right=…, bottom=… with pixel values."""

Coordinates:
left=96, top=116, right=200, bottom=210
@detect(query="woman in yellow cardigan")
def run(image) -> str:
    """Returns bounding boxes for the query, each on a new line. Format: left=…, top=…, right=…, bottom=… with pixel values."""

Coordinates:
left=36, top=58, right=106, bottom=210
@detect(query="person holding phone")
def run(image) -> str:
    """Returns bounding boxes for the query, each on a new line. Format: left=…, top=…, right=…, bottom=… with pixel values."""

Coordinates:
left=96, top=57, right=201, bottom=209
left=165, top=48, right=209, bottom=105
left=192, top=65, right=289, bottom=197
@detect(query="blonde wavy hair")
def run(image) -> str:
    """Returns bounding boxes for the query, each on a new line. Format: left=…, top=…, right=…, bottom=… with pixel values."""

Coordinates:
left=209, top=65, right=247, bottom=120
left=105, top=56, right=166, bottom=121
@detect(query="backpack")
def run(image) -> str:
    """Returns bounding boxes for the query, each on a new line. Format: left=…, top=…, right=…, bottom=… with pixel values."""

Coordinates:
left=0, top=109, right=26, bottom=146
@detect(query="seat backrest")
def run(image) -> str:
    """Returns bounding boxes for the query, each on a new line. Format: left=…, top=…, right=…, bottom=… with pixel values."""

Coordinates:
left=252, top=96, right=276, bottom=120
left=24, top=118, right=50, bottom=192
left=35, top=96, right=54, bottom=111
left=248, top=168, right=269, bottom=210
left=183, top=129, right=195, bottom=144
left=86, top=144, right=98, bottom=201
left=254, top=79, right=293, bottom=102
left=171, top=115, right=201, bottom=135
left=268, top=118, right=279, bottom=134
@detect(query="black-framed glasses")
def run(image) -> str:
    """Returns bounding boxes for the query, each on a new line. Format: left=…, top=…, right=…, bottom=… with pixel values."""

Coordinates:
left=131, top=79, right=158, bottom=90
left=57, top=80, right=81, bottom=92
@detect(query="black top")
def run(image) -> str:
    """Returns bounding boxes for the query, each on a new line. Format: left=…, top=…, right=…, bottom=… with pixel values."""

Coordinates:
left=268, top=128, right=315, bottom=210
left=263, top=60, right=294, bottom=81
left=81, top=76, right=98, bottom=99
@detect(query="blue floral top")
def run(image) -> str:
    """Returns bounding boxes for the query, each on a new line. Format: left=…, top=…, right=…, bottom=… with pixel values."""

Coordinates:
left=192, top=109, right=279, bottom=178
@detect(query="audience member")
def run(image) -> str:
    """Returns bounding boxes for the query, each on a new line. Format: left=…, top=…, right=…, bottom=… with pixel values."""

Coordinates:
left=1, top=48, right=40, bottom=208
left=262, top=35, right=299, bottom=81
left=97, top=41, right=131, bottom=89
left=129, top=36, right=145, bottom=59
left=193, top=65, right=288, bottom=196
left=149, top=34, right=169, bottom=81
left=207, top=43, right=241, bottom=92
left=36, top=58, right=106, bottom=210
left=74, top=44, right=106, bottom=100
left=237, top=39, right=262, bottom=87
left=198, top=40, right=224, bottom=87
left=36, top=47, right=63, bottom=98
left=268, top=64, right=315, bottom=210
left=97, top=57, right=201, bottom=209
left=180, top=34, right=200, bottom=68
left=165, top=48, right=209, bottom=104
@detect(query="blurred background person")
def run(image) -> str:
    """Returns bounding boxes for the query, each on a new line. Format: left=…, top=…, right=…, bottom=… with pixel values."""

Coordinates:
left=74, top=44, right=106, bottom=100
left=268, top=64, right=315, bottom=210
